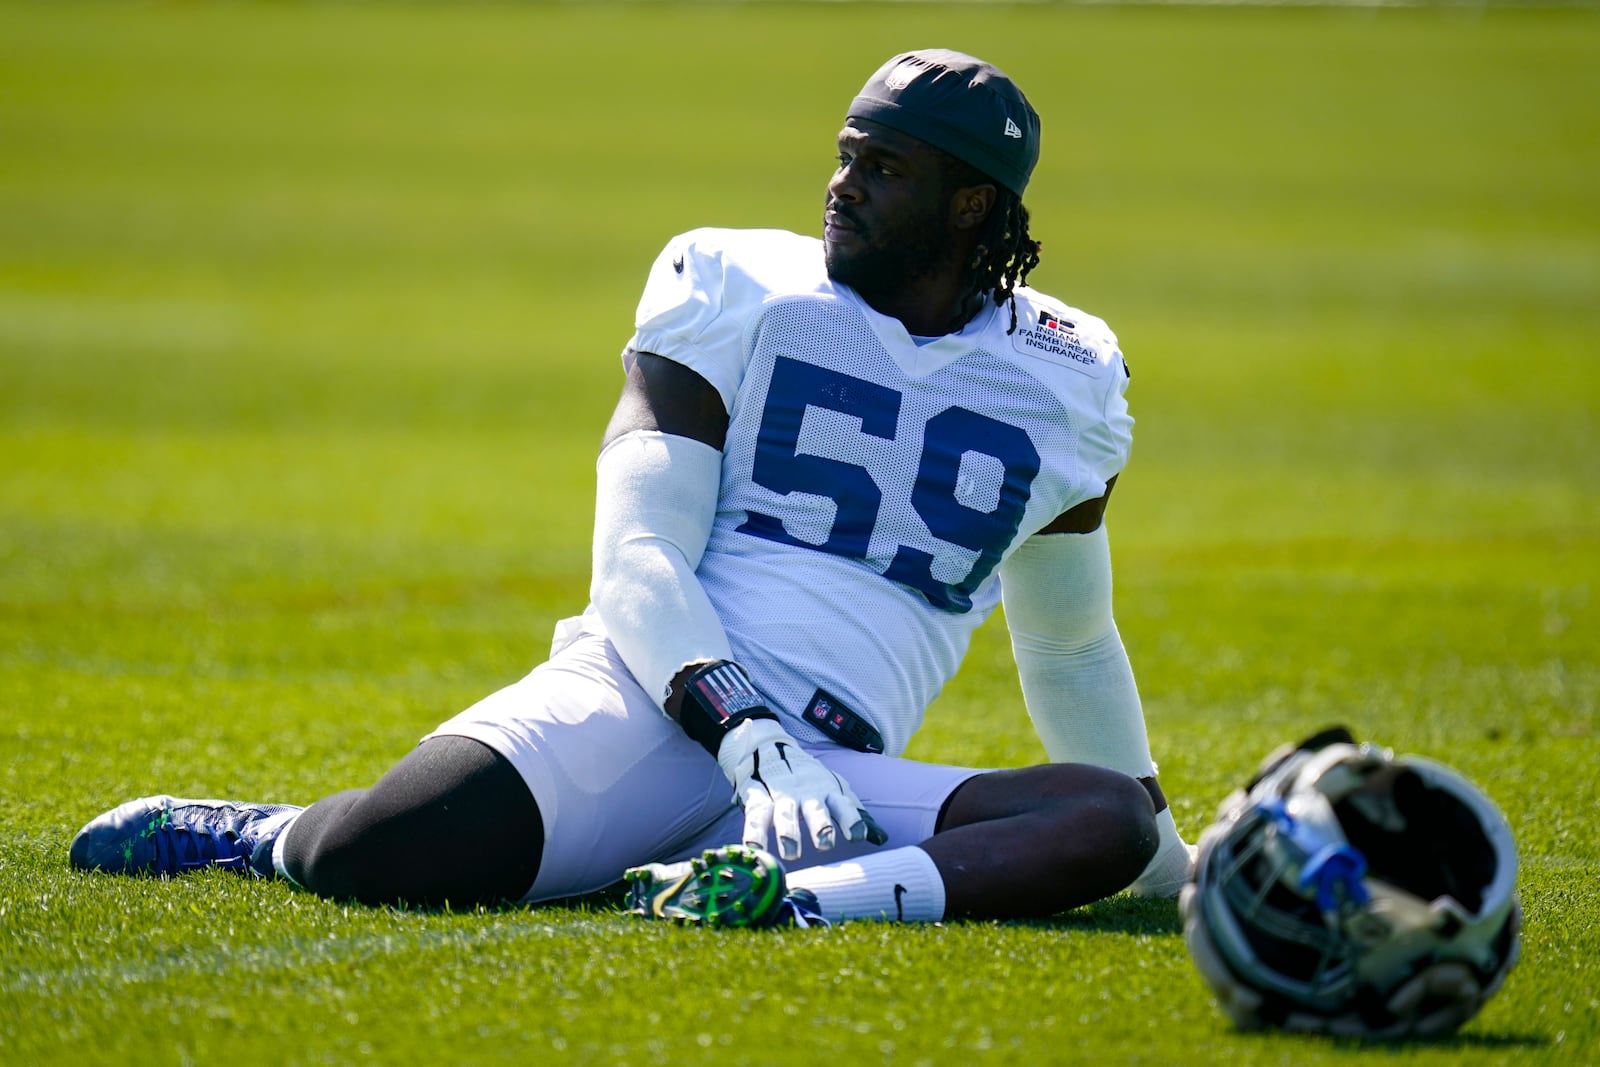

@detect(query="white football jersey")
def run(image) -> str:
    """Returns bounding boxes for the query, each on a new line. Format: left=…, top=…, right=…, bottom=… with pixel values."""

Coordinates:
left=623, top=228, right=1133, bottom=756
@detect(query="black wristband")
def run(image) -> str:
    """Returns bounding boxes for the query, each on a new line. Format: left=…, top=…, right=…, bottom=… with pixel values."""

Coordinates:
left=676, top=660, right=778, bottom=757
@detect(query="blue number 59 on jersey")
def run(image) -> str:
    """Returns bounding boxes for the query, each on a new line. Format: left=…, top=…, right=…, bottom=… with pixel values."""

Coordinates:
left=736, top=357, right=1041, bottom=613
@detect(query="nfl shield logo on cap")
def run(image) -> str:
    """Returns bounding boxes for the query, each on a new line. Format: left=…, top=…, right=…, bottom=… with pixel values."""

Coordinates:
left=885, top=59, right=921, bottom=91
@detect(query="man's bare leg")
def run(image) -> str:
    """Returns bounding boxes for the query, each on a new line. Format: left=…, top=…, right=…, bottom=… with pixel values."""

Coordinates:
left=784, top=763, right=1158, bottom=922
left=927, top=763, right=1158, bottom=916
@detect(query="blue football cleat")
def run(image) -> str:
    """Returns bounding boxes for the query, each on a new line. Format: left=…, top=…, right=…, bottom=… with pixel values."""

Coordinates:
left=624, top=845, right=829, bottom=929
left=70, top=795, right=303, bottom=878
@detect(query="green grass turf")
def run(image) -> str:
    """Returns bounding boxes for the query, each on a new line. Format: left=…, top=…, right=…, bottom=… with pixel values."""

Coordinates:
left=2, top=1, right=1596, bottom=1063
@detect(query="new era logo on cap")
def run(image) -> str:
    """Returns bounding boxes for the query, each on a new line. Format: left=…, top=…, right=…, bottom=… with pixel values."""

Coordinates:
left=1004, top=117, right=1023, bottom=139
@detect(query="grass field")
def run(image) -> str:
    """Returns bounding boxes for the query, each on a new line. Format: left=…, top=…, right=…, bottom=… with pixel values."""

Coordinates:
left=2, top=1, right=1596, bottom=1063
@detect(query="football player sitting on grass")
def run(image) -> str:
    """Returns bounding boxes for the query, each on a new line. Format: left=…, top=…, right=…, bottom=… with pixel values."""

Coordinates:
left=72, top=49, right=1196, bottom=928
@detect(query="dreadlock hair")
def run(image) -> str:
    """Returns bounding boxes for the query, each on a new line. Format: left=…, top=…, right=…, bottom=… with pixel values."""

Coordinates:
left=941, top=156, right=1042, bottom=334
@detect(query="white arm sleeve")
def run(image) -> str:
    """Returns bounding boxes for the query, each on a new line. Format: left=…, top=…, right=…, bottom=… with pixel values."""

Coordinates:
left=999, top=525, right=1156, bottom=780
left=1002, top=525, right=1198, bottom=897
left=590, top=429, right=732, bottom=709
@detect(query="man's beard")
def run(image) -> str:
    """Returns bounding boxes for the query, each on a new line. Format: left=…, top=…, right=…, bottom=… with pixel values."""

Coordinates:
left=824, top=200, right=958, bottom=309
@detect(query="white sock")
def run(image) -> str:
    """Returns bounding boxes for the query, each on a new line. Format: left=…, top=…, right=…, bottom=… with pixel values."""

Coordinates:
left=268, top=810, right=307, bottom=887
left=787, top=846, right=946, bottom=923
left=1130, top=807, right=1196, bottom=899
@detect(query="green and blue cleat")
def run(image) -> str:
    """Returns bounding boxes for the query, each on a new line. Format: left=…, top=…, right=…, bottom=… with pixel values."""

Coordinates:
left=624, top=845, right=828, bottom=929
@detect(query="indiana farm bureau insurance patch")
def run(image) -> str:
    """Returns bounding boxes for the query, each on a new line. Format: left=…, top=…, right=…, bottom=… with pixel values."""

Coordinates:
left=1011, top=309, right=1104, bottom=376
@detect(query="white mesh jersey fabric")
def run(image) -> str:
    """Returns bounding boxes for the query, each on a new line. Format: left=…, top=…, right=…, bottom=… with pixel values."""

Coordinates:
left=621, top=228, right=1132, bottom=756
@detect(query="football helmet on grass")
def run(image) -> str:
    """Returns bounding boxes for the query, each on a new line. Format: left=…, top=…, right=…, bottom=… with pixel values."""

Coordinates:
left=1180, top=727, right=1519, bottom=1039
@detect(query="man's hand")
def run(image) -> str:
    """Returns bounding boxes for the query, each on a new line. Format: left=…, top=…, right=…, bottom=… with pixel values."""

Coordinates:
left=715, top=717, right=887, bottom=861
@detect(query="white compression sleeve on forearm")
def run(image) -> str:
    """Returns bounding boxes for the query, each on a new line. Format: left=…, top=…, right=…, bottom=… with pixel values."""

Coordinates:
left=999, top=525, right=1154, bottom=779
left=591, top=429, right=732, bottom=708
left=1001, top=526, right=1195, bottom=896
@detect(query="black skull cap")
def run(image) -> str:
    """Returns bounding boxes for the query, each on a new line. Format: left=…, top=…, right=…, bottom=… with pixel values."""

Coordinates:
left=847, top=49, right=1041, bottom=196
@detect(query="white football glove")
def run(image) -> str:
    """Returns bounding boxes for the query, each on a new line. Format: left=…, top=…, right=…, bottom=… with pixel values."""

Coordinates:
left=715, top=717, right=887, bottom=861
